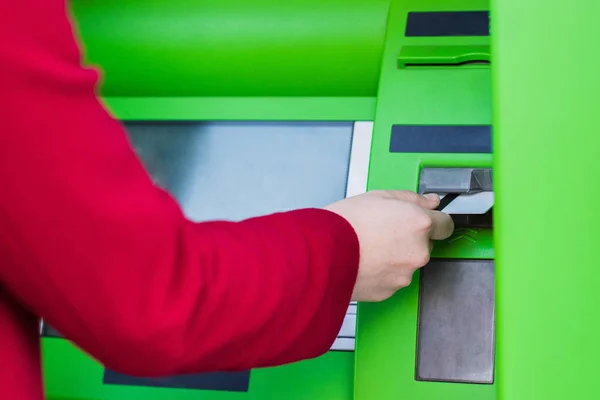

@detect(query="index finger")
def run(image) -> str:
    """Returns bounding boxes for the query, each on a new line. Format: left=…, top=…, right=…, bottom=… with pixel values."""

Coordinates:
left=426, top=209, right=454, bottom=240
left=379, top=190, right=441, bottom=209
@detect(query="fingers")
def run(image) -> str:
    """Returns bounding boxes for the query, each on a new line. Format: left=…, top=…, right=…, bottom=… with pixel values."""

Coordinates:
left=426, top=209, right=455, bottom=240
left=370, top=189, right=454, bottom=240
left=378, top=190, right=440, bottom=209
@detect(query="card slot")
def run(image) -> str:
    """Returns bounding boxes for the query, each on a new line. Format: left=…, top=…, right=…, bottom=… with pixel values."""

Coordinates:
left=439, top=192, right=494, bottom=215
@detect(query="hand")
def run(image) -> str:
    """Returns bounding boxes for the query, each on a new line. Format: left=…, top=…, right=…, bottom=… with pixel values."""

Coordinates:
left=323, top=190, right=454, bottom=302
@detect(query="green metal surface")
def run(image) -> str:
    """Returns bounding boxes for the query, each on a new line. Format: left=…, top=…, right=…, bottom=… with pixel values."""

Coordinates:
left=354, top=1, right=494, bottom=400
left=492, top=1, right=600, bottom=399
left=71, top=0, right=389, bottom=97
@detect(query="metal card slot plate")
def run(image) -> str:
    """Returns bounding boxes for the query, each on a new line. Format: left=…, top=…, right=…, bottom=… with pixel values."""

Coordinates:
left=419, top=168, right=493, bottom=194
left=416, top=259, right=495, bottom=384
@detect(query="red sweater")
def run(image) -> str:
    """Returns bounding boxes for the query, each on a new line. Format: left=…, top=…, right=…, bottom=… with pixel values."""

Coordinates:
left=0, top=2, right=359, bottom=399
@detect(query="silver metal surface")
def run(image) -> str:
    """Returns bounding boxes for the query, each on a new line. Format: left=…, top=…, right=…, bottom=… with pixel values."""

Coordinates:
left=127, top=121, right=354, bottom=222
left=331, top=338, right=355, bottom=351
left=416, top=259, right=495, bottom=384
left=419, top=168, right=493, bottom=194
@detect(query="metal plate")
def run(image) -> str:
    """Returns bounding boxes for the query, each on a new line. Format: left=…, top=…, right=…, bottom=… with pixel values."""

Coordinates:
left=416, top=259, right=495, bottom=384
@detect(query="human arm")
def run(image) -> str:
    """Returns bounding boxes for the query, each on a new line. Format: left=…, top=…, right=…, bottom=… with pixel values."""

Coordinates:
left=0, top=0, right=359, bottom=376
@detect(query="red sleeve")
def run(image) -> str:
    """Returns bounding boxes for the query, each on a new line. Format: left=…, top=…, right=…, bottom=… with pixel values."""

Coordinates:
left=0, top=1, right=359, bottom=376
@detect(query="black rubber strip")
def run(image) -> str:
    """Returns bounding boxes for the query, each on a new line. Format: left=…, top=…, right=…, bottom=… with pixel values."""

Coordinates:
left=103, top=370, right=251, bottom=392
left=436, top=193, right=459, bottom=211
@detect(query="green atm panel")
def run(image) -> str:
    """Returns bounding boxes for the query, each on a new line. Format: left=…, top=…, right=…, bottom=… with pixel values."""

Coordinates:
left=354, top=1, right=494, bottom=400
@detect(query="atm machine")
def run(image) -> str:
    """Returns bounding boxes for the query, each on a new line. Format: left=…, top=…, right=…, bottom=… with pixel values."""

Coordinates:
left=41, top=0, right=600, bottom=400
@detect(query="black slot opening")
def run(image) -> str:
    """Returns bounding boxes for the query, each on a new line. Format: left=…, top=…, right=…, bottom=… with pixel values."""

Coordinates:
left=403, top=60, right=490, bottom=68
left=104, top=370, right=251, bottom=392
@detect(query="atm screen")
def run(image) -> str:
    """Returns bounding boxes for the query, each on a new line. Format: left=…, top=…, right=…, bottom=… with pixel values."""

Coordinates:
left=126, top=121, right=354, bottom=221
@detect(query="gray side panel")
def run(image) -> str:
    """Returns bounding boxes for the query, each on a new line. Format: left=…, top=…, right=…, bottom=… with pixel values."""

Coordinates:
left=416, top=259, right=495, bottom=384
